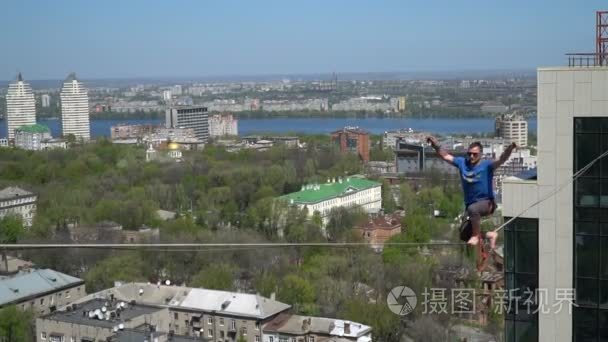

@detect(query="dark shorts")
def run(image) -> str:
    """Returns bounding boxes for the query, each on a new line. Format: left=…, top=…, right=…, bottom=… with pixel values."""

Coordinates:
left=459, top=199, right=496, bottom=242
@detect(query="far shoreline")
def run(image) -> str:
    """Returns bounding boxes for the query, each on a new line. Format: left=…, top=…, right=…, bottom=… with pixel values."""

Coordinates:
left=21, top=110, right=536, bottom=121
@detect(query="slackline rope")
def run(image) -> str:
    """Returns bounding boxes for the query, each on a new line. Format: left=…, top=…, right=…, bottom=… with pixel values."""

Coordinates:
left=0, top=242, right=466, bottom=250
left=493, top=148, right=608, bottom=233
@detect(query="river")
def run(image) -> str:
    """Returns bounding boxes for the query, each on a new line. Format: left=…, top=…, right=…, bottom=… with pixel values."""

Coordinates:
left=0, top=117, right=537, bottom=138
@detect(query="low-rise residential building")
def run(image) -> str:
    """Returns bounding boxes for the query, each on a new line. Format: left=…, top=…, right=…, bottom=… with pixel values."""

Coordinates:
left=14, top=124, right=50, bottom=149
left=110, top=100, right=163, bottom=113
left=331, top=96, right=397, bottom=112
left=14, top=124, right=67, bottom=151
left=36, top=283, right=373, bottom=342
left=36, top=298, right=169, bottom=342
left=353, top=213, right=402, bottom=251
left=110, top=327, right=210, bottom=342
left=45, top=282, right=293, bottom=342
left=0, top=269, right=85, bottom=315
left=0, top=186, right=37, bottom=227
left=263, top=313, right=372, bottom=342
left=209, top=114, right=239, bottom=137
left=280, top=177, right=382, bottom=221
left=261, top=98, right=328, bottom=112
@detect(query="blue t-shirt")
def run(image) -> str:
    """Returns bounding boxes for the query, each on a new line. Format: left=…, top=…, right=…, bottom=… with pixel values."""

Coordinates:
left=451, top=157, right=495, bottom=207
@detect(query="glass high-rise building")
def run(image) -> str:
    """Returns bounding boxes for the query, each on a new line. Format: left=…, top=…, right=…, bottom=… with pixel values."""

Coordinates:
left=60, top=73, right=90, bottom=141
left=503, top=64, right=608, bottom=341
left=6, top=73, right=36, bottom=140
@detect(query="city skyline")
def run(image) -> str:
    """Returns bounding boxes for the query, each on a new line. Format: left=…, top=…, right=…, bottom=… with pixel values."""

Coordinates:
left=1, top=0, right=606, bottom=80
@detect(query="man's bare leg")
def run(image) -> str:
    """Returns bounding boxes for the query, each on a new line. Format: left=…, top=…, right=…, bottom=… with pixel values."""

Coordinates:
left=466, top=209, right=482, bottom=246
left=486, top=231, right=498, bottom=250
left=466, top=200, right=493, bottom=246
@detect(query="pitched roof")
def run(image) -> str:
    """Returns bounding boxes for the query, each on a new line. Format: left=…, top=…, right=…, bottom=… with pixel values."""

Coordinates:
left=179, top=288, right=290, bottom=319
left=0, top=186, right=34, bottom=200
left=0, top=269, right=84, bottom=306
left=280, top=177, right=380, bottom=204
left=86, top=283, right=291, bottom=320
left=263, top=313, right=372, bottom=338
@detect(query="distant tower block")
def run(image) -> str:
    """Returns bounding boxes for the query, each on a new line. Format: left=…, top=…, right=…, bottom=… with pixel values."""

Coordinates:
left=597, top=11, right=608, bottom=65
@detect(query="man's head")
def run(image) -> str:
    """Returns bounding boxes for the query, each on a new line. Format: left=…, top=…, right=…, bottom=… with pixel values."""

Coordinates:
left=467, top=141, right=483, bottom=164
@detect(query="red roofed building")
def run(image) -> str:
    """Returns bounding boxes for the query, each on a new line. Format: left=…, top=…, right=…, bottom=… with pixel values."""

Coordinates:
left=354, top=213, right=402, bottom=251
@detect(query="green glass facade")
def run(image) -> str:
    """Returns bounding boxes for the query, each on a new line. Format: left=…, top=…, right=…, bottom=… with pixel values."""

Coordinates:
left=573, top=118, right=608, bottom=341
left=504, top=217, right=539, bottom=342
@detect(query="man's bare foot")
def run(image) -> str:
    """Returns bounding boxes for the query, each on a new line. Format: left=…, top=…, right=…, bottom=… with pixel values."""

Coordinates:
left=467, top=236, right=479, bottom=246
left=486, top=231, right=498, bottom=250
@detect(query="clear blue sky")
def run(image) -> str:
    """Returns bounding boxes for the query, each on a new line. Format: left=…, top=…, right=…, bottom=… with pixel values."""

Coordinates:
left=1, top=0, right=605, bottom=80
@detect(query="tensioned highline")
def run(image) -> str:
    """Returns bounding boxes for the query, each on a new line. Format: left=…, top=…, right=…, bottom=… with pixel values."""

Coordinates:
left=1, top=149, right=607, bottom=251
left=0, top=242, right=467, bottom=250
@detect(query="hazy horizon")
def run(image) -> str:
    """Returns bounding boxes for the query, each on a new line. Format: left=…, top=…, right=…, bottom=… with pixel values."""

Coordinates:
left=0, top=68, right=537, bottom=88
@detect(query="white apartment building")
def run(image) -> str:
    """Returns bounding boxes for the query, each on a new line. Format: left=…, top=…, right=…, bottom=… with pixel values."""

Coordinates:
left=60, top=73, right=91, bottom=141
left=495, top=113, right=529, bottom=147
left=162, top=90, right=172, bottom=101
left=6, top=73, right=36, bottom=140
left=0, top=186, right=37, bottom=227
left=261, top=98, right=328, bottom=112
left=41, top=94, right=51, bottom=107
left=166, top=106, right=209, bottom=143
left=280, top=177, right=382, bottom=220
left=209, top=114, right=238, bottom=137
left=331, top=97, right=397, bottom=112
left=502, top=64, right=608, bottom=341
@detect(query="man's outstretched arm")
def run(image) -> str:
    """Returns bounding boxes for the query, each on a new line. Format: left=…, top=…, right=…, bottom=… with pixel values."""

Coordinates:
left=492, top=142, right=517, bottom=169
left=426, top=136, right=454, bottom=164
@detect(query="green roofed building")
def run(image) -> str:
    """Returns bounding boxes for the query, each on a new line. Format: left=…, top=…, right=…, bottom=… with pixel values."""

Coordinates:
left=280, top=176, right=382, bottom=219
left=14, top=124, right=67, bottom=151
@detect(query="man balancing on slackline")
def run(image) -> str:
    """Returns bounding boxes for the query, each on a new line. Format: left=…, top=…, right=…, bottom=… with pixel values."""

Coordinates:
left=426, top=137, right=517, bottom=267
